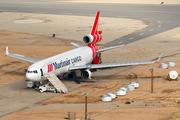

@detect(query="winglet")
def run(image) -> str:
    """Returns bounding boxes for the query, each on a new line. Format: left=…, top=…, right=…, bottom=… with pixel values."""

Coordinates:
left=156, top=53, right=163, bottom=64
left=90, top=11, right=100, bottom=35
left=6, top=46, right=9, bottom=55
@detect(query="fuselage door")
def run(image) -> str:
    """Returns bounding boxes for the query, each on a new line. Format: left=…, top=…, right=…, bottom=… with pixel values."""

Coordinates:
left=40, top=69, right=43, bottom=76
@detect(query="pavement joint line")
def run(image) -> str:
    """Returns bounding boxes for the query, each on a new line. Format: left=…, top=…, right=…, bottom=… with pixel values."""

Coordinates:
left=139, top=33, right=144, bottom=36
left=129, top=37, right=134, bottom=40
left=158, top=25, right=161, bottom=27
left=149, top=29, right=153, bottom=31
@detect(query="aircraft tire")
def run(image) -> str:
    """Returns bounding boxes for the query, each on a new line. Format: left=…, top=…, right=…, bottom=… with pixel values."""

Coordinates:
left=39, top=89, right=43, bottom=93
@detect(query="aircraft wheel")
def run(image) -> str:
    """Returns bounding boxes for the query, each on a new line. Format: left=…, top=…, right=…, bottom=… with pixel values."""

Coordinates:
left=39, top=89, right=43, bottom=93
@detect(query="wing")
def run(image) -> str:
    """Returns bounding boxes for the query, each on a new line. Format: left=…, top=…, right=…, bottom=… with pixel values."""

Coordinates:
left=69, top=54, right=162, bottom=71
left=5, top=47, right=39, bottom=63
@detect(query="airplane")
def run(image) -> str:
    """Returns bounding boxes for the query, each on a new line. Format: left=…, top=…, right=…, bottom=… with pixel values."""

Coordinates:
left=5, top=11, right=162, bottom=93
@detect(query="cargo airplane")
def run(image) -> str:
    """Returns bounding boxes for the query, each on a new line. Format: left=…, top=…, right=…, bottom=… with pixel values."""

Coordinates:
left=6, top=11, right=162, bottom=93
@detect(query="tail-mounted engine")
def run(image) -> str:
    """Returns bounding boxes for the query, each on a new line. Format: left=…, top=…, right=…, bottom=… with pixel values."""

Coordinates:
left=83, top=11, right=102, bottom=45
left=83, top=32, right=102, bottom=45
left=81, top=69, right=92, bottom=79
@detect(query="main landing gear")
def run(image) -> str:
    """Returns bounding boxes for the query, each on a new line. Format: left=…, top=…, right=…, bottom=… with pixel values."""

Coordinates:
left=68, top=72, right=76, bottom=78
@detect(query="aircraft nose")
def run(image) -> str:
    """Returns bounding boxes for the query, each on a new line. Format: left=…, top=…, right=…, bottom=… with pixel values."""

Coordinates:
left=26, top=72, right=39, bottom=81
left=26, top=72, right=34, bottom=81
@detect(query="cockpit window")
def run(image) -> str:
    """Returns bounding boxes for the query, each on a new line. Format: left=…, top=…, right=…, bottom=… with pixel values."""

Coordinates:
left=28, top=71, right=32, bottom=73
left=27, top=70, right=38, bottom=74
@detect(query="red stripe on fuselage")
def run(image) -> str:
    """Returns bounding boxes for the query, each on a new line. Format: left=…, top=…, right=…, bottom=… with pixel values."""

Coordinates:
left=88, top=44, right=97, bottom=58
left=47, top=63, right=53, bottom=73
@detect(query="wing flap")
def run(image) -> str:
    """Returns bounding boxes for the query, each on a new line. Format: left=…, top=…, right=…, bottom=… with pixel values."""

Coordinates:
left=69, top=54, right=162, bottom=71
left=69, top=61, right=156, bottom=71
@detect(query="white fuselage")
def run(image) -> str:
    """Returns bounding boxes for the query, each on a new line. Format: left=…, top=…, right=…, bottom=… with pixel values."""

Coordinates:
left=26, top=46, right=93, bottom=82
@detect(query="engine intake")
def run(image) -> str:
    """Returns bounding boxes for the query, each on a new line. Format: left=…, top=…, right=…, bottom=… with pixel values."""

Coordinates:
left=81, top=69, right=92, bottom=79
left=83, top=34, right=102, bottom=45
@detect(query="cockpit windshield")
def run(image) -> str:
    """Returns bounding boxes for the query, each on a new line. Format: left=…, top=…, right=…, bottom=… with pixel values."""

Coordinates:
left=27, top=70, right=38, bottom=73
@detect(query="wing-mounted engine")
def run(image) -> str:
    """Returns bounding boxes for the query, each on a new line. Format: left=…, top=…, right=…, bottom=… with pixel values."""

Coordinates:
left=81, top=69, right=92, bottom=79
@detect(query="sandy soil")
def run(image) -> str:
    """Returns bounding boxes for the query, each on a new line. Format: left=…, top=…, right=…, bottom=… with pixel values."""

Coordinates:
left=0, top=30, right=84, bottom=86
left=1, top=29, right=180, bottom=119
left=0, top=12, right=148, bottom=44
left=1, top=12, right=180, bottom=120
left=0, top=11, right=149, bottom=87
left=1, top=107, right=179, bottom=120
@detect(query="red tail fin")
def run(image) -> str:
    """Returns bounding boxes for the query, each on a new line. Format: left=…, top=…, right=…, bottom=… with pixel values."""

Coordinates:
left=90, top=11, right=100, bottom=35
left=83, top=11, right=102, bottom=45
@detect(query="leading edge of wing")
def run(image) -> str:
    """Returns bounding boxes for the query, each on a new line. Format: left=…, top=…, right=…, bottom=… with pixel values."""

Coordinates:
left=69, top=54, right=162, bottom=71
left=6, top=47, right=39, bottom=63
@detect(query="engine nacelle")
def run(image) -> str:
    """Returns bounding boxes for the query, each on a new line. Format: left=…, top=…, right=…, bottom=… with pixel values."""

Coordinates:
left=83, top=34, right=102, bottom=45
left=81, top=69, right=92, bottom=79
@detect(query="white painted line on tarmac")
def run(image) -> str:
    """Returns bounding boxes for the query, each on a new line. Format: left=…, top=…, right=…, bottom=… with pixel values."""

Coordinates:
left=118, top=42, right=123, bottom=44
left=158, top=25, right=161, bottom=27
left=157, top=21, right=161, bottom=24
left=149, top=29, right=153, bottom=31
left=139, top=33, right=144, bottom=36
left=129, top=37, right=134, bottom=40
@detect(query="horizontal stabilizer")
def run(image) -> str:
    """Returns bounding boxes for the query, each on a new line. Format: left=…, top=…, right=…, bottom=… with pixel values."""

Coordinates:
left=70, top=42, right=83, bottom=48
left=97, top=44, right=125, bottom=53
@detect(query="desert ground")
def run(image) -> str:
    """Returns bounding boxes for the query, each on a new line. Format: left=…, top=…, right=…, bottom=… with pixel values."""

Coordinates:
left=1, top=0, right=180, bottom=120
